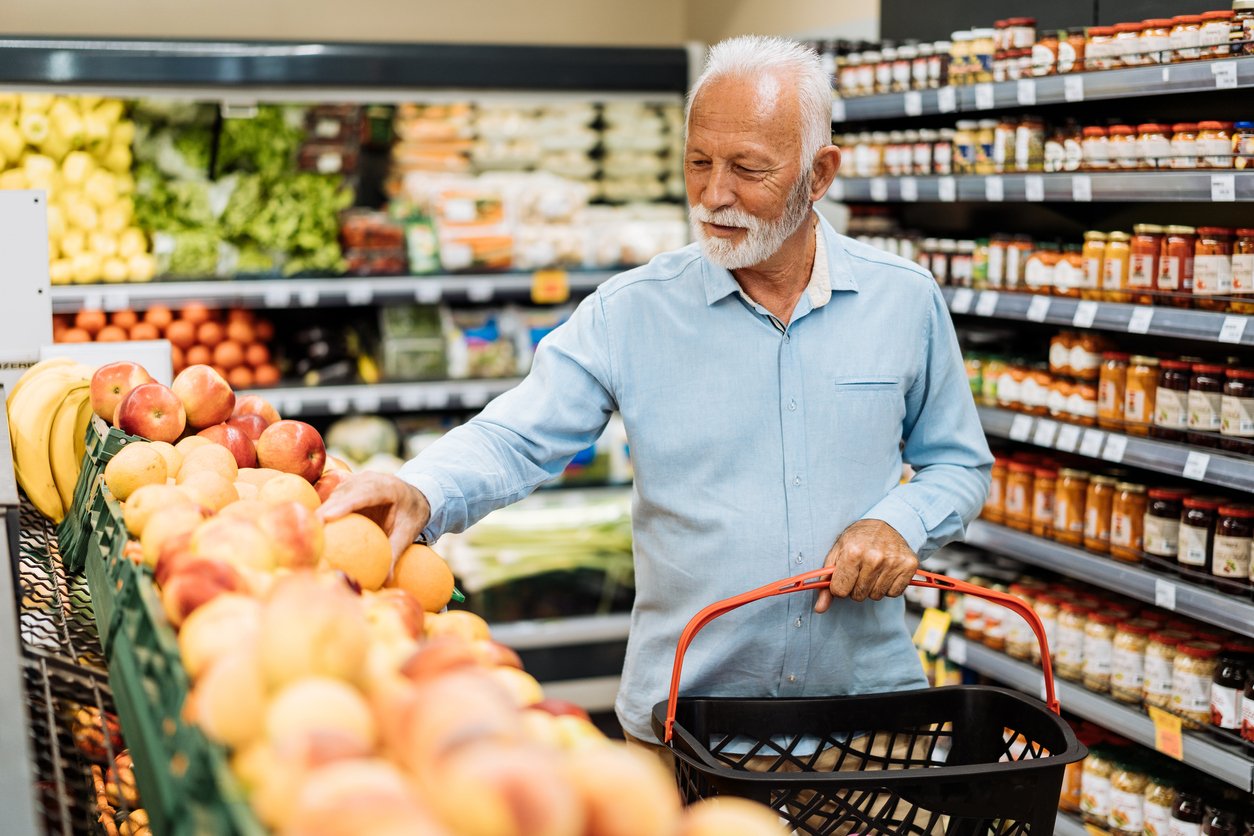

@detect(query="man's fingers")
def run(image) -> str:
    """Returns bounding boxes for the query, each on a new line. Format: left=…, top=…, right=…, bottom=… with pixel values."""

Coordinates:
left=849, top=548, right=884, bottom=602
left=826, top=551, right=859, bottom=599
left=813, top=588, right=833, bottom=614
left=886, top=571, right=912, bottom=599
left=388, top=523, right=416, bottom=563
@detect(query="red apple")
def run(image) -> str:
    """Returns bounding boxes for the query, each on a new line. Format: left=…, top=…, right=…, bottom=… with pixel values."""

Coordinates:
left=172, top=365, right=236, bottom=429
left=369, top=588, right=425, bottom=639
left=314, top=470, right=351, bottom=503
left=257, top=501, right=324, bottom=569
left=256, top=420, right=326, bottom=483
left=197, top=422, right=258, bottom=469
left=228, top=413, right=268, bottom=441
left=161, top=558, right=246, bottom=627
left=232, top=394, right=280, bottom=426
left=530, top=698, right=590, bottom=721
left=116, top=383, right=187, bottom=443
left=91, top=362, right=154, bottom=423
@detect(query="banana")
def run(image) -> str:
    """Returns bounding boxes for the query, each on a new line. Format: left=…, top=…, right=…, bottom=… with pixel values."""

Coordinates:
left=49, top=387, right=90, bottom=511
left=5, top=358, right=90, bottom=407
left=72, top=394, right=92, bottom=466
left=10, top=374, right=88, bottom=522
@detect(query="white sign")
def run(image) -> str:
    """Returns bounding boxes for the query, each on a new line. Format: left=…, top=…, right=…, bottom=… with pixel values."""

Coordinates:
left=974, top=83, right=996, bottom=110
left=1154, top=579, right=1177, bottom=611
left=1073, top=300, right=1099, bottom=328
left=263, top=287, right=291, bottom=308
left=1024, top=175, right=1045, bottom=202
left=1071, top=175, right=1093, bottom=202
left=1128, top=307, right=1154, bottom=334
left=1016, top=79, right=1036, bottom=106
left=1219, top=315, right=1248, bottom=344
left=831, top=98, right=847, bottom=122
left=937, top=86, right=957, bottom=113
left=1055, top=424, right=1082, bottom=453
left=903, top=91, right=923, bottom=116
left=1027, top=295, right=1051, bottom=322
left=950, top=288, right=975, bottom=314
left=1079, top=429, right=1106, bottom=458
left=415, top=282, right=443, bottom=304
left=1009, top=413, right=1034, bottom=442
left=1033, top=419, right=1059, bottom=447
left=900, top=177, right=919, bottom=202
left=1211, top=174, right=1236, bottom=202
left=870, top=178, right=889, bottom=202
left=985, top=177, right=1004, bottom=202
left=1064, top=75, right=1085, bottom=102
left=346, top=286, right=374, bottom=306
left=1101, top=433, right=1128, bottom=463
left=937, top=177, right=957, bottom=202
left=976, top=291, right=1000, bottom=316
left=1183, top=451, right=1211, bottom=481
left=1213, top=61, right=1238, bottom=89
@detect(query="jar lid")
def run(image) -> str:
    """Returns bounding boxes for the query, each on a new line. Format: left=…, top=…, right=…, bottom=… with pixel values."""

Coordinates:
left=1034, top=467, right=1058, bottom=479
left=1113, top=22, right=1143, bottom=32
left=1058, top=468, right=1090, bottom=478
left=1200, top=10, right=1234, bottom=19
left=1106, top=231, right=1131, bottom=242
left=1107, top=125, right=1136, bottom=136
left=1008, top=461, right=1035, bottom=473
left=1228, top=367, right=1254, bottom=380
left=1160, top=359, right=1193, bottom=370
left=1082, top=126, right=1107, bottom=137
left=1149, top=630, right=1189, bottom=646
left=1170, top=123, right=1198, bottom=132
left=1178, top=640, right=1221, bottom=659
left=1007, top=17, right=1035, bottom=25
left=1221, top=640, right=1254, bottom=655
left=1135, top=126, right=1169, bottom=136
left=1129, top=354, right=1159, bottom=365
left=1142, top=18, right=1175, bottom=27
left=1191, top=363, right=1227, bottom=374
left=1114, top=481, right=1146, bottom=493
left=1060, top=601, right=1090, bottom=614
left=1172, top=15, right=1204, bottom=23
left=1183, top=495, right=1224, bottom=510
left=1218, top=504, right=1254, bottom=518
left=1196, top=226, right=1234, bottom=236
left=1132, top=224, right=1164, bottom=235
left=1088, top=26, right=1115, bottom=36
left=1101, top=351, right=1130, bottom=361
left=1119, top=619, right=1156, bottom=636
left=1148, top=487, right=1189, bottom=500
left=1197, top=120, right=1227, bottom=130
left=1090, top=474, right=1118, bottom=485
left=1089, top=610, right=1121, bottom=625
left=1083, top=230, right=1108, bottom=240
left=1067, top=27, right=1087, bottom=36
left=1163, top=225, right=1196, bottom=234
left=1236, top=228, right=1254, bottom=236
left=1235, top=122, right=1254, bottom=130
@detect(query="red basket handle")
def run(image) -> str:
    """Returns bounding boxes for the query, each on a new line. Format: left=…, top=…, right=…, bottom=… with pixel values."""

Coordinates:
left=662, top=568, right=1059, bottom=743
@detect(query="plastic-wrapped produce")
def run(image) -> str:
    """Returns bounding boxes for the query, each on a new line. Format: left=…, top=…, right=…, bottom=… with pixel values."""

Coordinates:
left=442, top=307, right=518, bottom=379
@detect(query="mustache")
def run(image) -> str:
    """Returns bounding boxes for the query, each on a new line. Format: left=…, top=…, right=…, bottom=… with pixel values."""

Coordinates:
left=688, top=205, right=761, bottom=229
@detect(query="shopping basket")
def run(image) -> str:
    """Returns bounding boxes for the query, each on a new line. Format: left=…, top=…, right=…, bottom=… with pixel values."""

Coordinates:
left=651, top=568, right=1086, bottom=835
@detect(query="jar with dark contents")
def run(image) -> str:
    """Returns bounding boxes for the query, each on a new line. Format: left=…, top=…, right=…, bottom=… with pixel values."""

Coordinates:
left=1179, top=496, right=1222, bottom=577
left=1211, top=643, right=1254, bottom=734
left=1110, top=481, right=1148, bottom=563
left=1144, top=487, right=1188, bottom=563
left=1153, top=360, right=1192, bottom=440
left=1172, top=640, right=1221, bottom=729
left=1204, top=806, right=1241, bottom=836
left=1188, top=364, right=1226, bottom=447
left=1085, top=475, right=1117, bottom=554
left=1222, top=369, right=1254, bottom=455
left=1170, top=790, right=1206, bottom=835
left=1213, top=505, right=1254, bottom=590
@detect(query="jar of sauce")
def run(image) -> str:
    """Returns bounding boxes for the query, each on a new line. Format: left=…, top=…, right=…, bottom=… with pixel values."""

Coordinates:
left=984, top=457, right=1008, bottom=523
left=1213, top=505, right=1254, bottom=589
left=1141, top=19, right=1175, bottom=63
left=1110, top=481, right=1148, bottom=562
left=1194, top=227, right=1234, bottom=310
left=1023, top=243, right=1058, bottom=295
left=1060, top=28, right=1086, bottom=73
left=1187, top=363, right=1226, bottom=446
left=1231, top=228, right=1254, bottom=314
left=1145, top=487, right=1188, bottom=562
left=1055, top=244, right=1084, bottom=297
left=1031, top=467, right=1057, bottom=538
left=1169, top=790, right=1206, bottom=835
left=1137, top=124, right=1171, bottom=170
left=1083, top=610, right=1120, bottom=692
left=1004, top=462, right=1035, bottom=531
left=1006, top=235, right=1033, bottom=291
left=1108, top=125, right=1139, bottom=170
left=1212, top=644, right=1253, bottom=733
left=1111, top=618, right=1155, bottom=703
left=1054, top=468, right=1089, bottom=546
left=1031, top=30, right=1059, bottom=76
left=1159, top=225, right=1196, bottom=307
left=1153, top=359, right=1192, bottom=440
left=1145, top=630, right=1190, bottom=708
left=1198, top=122, right=1234, bottom=169
left=1080, top=746, right=1114, bottom=825
left=1179, top=496, right=1222, bottom=577
left=1171, top=123, right=1199, bottom=169
left=1084, top=475, right=1117, bottom=553
left=1198, top=10, right=1235, bottom=59
left=1108, top=760, right=1149, bottom=836
left=1172, top=640, right=1221, bottom=729
left=1049, top=332, right=1075, bottom=376
left=1124, top=355, right=1159, bottom=435
left=1072, top=382, right=1099, bottom=426
left=1129, top=224, right=1163, bottom=303
left=1221, top=368, right=1254, bottom=452
left=1102, top=231, right=1132, bottom=303
left=1082, top=127, right=1111, bottom=170
left=1081, top=231, right=1107, bottom=300
left=1143, top=774, right=1177, bottom=836
left=1098, top=352, right=1129, bottom=429
left=1112, top=22, right=1146, bottom=66
left=1086, top=27, right=1116, bottom=71
left=1072, top=335, right=1104, bottom=381
left=1033, top=593, right=1059, bottom=664
left=1170, top=15, right=1204, bottom=61
left=1005, top=583, right=1037, bottom=660
left=987, top=234, right=1009, bottom=287
left=1056, top=601, right=1089, bottom=681
left=1202, top=807, right=1241, bottom=836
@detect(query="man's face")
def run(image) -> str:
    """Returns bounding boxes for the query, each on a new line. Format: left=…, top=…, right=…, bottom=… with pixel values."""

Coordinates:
left=685, top=72, right=814, bottom=270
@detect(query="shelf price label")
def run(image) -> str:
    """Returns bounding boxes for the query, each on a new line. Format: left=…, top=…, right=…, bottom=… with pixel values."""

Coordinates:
left=1212, top=61, right=1238, bottom=89
left=298, top=288, right=320, bottom=307
left=947, top=635, right=967, bottom=665
left=1073, top=300, right=1099, bottom=328
left=974, top=83, right=996, bottom=110
left=1026, top=295, right=1051, bottom=322
left=1211, top=173, right=1236, bottom=202
left=1009, top=413, right=1034, bottom=442
left=937, top=177, right=957, bottom=202
left=1127, top=307, right=1154, bottom=334
left=869, top=178, right=889, bottom=202
left=397, top=392, right=425, bottom=411
left=899, top=177, right=919, bottom=202
left=937, top=86, right=957, bottom=114
left=950, top=288, right=975, bottom=314
left=263, top=287, right=291, bottom=308
left=831, top=98, right=846, bottom=122
left=903, top=91, right=923, bottom=116
left=984, top=177, right=1004, bottom=202
left=327, top=397, right=350, bottom=416
left=1033, top=419, right=1059, bottom=448
left=1101, top=433, right=1128, bottom=463
left=1064, top=75, right=1085, bottom=102
left=1024, top=175, right=1045, bottom=202
left=1071, top=174, right=1093, bottom=202
left=1055, top=423, right=1082, bottom=453
left=426, top=389, right=450, bottom=410
left=1182, top=451, right=1211, bottom=481
left=530, top=269, right=570, bottom=304
left=1154, top=578, right=1177, bottom=611
left=82, top=291, right=103, bottom=311
left=1218, top=315, right=1248, bottom=344
left=103, top=291, right=129, bottom=312
left=415, top=281, right=443, bottom=304
left=1148, top=706, right=1184, bottom=761
left=352, top=393, right=381, bottom=414
left=466, top=281, right=495, bottom=303
left=1016, top=79, right=1036, bottom=106
left=346, top=285, right=374, bottom=306
left=912, top=608, right=952, bottom=655
left=975, top=290, right=1000, bottom=316
left=1079, top=429, right=1106, bottom=458
left=280, top=399, right=302, bottom=417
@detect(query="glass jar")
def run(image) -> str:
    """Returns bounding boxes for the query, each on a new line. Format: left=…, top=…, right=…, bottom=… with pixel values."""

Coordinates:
left=1170, top=15, right=1204, bottom=61
left=1086, top=27, right=1117, bottom=71
left=1111, top=481, right=1148, bottom=562
left=975, top=119, right=997, bottom=175
left=1005, top=583, right=1037, bottom=660
left=1194, top=227, right=1234, bottom=310
left=1198, top=10, right=1235, bottom=59
left=1109, top=760, right=1149, bottom=836
left=1221, top=368, right=1254, bottom=452
left=953, top=121, right=978, bottom=174
left=1006, top=235, right=1033, bottom=291
left=1142, top=19, right=1175, bottom=63
left=1009, top=17, right=1036, bottom=50
left=1159, top=226, right=1197, bottom=307
left=875, top=47, right=895, bottom=96
left=1004, top=462, right=1035, bottom=531
left=1103, top=231, right=1132, bottom=303
left=1238, top=2, right=1254, bottom=57
left=1024, top=242, right=1059, bottom=295
left=1049, top=331, right=1075, bottom=376
left=913, top=129, right=934, bottom=175
left=1083, top=610, right=1120, bottom=692
left=1137, top=124, right=1172, bottom=170
left=1024, top=369, right=1052, bottom=416
left=1112, top=22, right=1145, bottom=66
left=1213, top=505, right=1254, bottom=588
left=1122, top=358, right=1159, bottom=439
left=971, top=28, right=996, bottom=82
left=931, top=239, right=953, bottom=284
left=911, top=43, right=932, bottom=90
left=1080, top=231, right=1107, bottom=300
left=1179, top=496, right=1222, bottom=576
left=1082, top=126, right=1111, bottom=170
left=1145, top=630, right=1190, bottom=708
left=1054, top=469, right=1089, bottom=546
left=1109, top=125, right=1140, bottom=170
left=892, top=45, right=914, bottom=92
left=1129, top=224, right=1164, bottom=304
left=930, top=40, right=950, bottom=88
left=1154, top=360, right=1193, bottom=440
left=1085, top=475, right=1117, bottom=553
left=1188, top=364, right=1226, bottom=445
left=1212, top=645, right=1253, bottom=733
left=1231, top=229, right=1254, bottom=314
left=1199, top=121, right=1234, bottom=169
left=1055, top=244, right=1084, bottom=298
left=1145, top=488, right=1189, bottom=561
left=1074, top=382, right=1100, bottom=426
left=987, top=234, right=1009, bottom=288
left=858, top=51, right=879, bottom=96
left=996, top=365, right=1026, bottom=410
left=1072, top=333, right=1104, bottom=381
left=1056, top=601, right=1089, bottom=681
left=1112, top=618, right=1155, bottom=703
left=952, top=240, right=975, bottom=287
left=1202, top=807, right=1240, bottom=836
left=1098, top=352, right=1129, bottom=429
left=1233, top=122, right=1254, bottom=172
left=972, top=239, right=989, bottom=289
left=1031, top=467, right=1057, bottom=538
left=1172, top=641, right=1221, bottom=729
left=1080, top=746, right=1115, bottom=825
left=1170, top=790, right=1206, bottom=835
left=1031, top=31, right=1059, bottom=76
left=1063, top=122, right=1084, bottom=172
left=1033, top=593, right=1059, bottom=664
left=933, top=128, right=954, bottom=175
left=1048, top=379, right=1073, bottom=421
left=1171, top=123, right=1199, bottom=169
left=984, top=457, right=1008, bottom=523
left=1144, top=775, right=1177, bottom=836
left=1059, top=28, right=1087, bottom=73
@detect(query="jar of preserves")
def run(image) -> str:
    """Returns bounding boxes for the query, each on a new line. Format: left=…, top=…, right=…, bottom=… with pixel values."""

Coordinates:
left=1074, top=382, right=1100, bottom=426
left=1144, top=774, right=1177, bottom=836
left=1009, top=17, right=1036, bottom=50
left=1062, top=122, right=1084, bottom=172
left=1145, top=487, right=1188, bottom=561
left=1031, top=30, right=1059, bottom=76
left=952, top=239, right=975, bottom=287
left=1129, top=224, right=1163, bottom=304
left=1194, top=227, right=1234, bottom=310
left=1169, top=790, right=1206, bottom=835
left=1049, top=332, right=1075, bottom=376
left=1031, top=467, right=1057, bottom=538
left=1072, top=333, right=1104, bottom=381
left=1109, top=125, right=1139, bottom=169
left=1082, top=126, right=1110, bottom=170
left=858, top=51, right=879, bottom=96
left=1005, top=583, right=1037, bottom=660
left=1004, top=461, right=1034, bottom=531
left=1179, top=496, right=1222, bottom=576
left=953, top=121, right=977, bottom=174
left=933, top=128, right=954, bottom=174
left=1237, top=1, right=1254, bottom=57
left=1124, top=355, right=1159, bottom=436
left=1113, top=22, right=1146, bottom=66
left=1056, top=601, right=1089, bottom=681
left=1202, top=807, right=1240, bottom=836
left=911, top=43, right=931, bottom=90
left=1006, top=235, right=1034, bottom=291
left=1145, top=630, right=1190, bottom=708
left=1080, top=746, right=1115, bottom=825
left=1085, top=475, right=1117, bottom=553
left=1109, top=760, right=1149, bottom=835
left=1048, top=379, right=1073, bottom=421
left=1153, top=360, right=1193, bottom=439
left=1198, top=122, right=1234, bottom=169
left=1159, top=225, right=1197, bottom=306
left=1081, top=231, right=1107, bottom=299
left=984, top=457, right=1008, bottom=523
left=987, top=234, right=1009, bottom=287
left=1111, top=481, right=1149, bottom=562
left=931, top=239, right=953, bottom=284
left=1135, top=125, right=1171, bottom=171
left=1172, top=641, right=1221, bottom=728
left=1213, top=505, right=1254, bottom=588
left=930, top=40, right=950, bottom=88
left=913, top=130, right=934, bottom=175
left=1221, top=368, right=1254, bottom=452
left=1087, top=27, right=1117, bottom=70
left=1059, top=28, right=1086, bottom=73
left=1232, top=229, right=1254, bottom=314
left=1055, top=244, right=1085, bottom=297
left=1188, top=364, right=1226, bottom=445
left=893, top=44, right=915, bottom=92
left=1054, top=468, right=1089, bottom=546
left=996, top=365, right=1025, bottom=410
left=1212, top=644, right=1253, bottom=733
left=1083, top=610, right=1120, bottom=692
left=975, top=119, right=997, bottom=174
left=1141, top=19, right=1175, bottom=63
left=1098, top=352, right=1129, bottom=429
left=1170, top=15, right=1204, bottom=61
left=1198, top=10, right=1235, bottom=58
left=1024, top=369, right=1052, bottom=416
left=1032, top=593, right=1060, bottom=663
left=1103, top=231, right=1132, bottom=303
left=1112, top=618, right=1155, bottom=703
left=1024, top=242, right=1058, bottom=294
left=1171, top=123, right=1199, bottom=169
left=971, top=28, right=996, bottom=81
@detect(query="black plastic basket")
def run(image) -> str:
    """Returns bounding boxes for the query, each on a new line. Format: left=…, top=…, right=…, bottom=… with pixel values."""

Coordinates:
left=651, top=569, right=1086, bottom=835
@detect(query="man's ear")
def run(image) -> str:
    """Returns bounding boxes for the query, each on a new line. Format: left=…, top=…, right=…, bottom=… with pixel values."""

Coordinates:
left=809, top=145, right=842, bottom=202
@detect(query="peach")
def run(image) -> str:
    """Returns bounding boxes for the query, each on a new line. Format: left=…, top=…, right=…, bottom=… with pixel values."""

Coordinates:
left=283, top=760, right=443, bottom=836
left=232, top=394, right=280, bottom=426
left=257, top=501, right=324, bottom=569
left=678, top=798, right=790, bottom=836
left=160, top=558, right=246, bottom=627
left=266, top=676, right=377, bottom=754
left=153, top=535, right=195, bottom=586
left=530, top=698, right=590, bottom=722
left=321, top=513, right=391, bottom=590
left=178, top=443, right=239, bottom=483
left=90, top=361, right=153, bottom=423
left=551, top=715, right=606, bottom=751
left=228, top=412, right=268, bottom=441
left=396, top=670, right=520, bottom=775
left=234, top=480, right=259, bottom=501
left=489, top=666, right=544, bottom=708
left=121, top=482, right=193, bottom=538
left=566, top=743, right=684, bottom=836
left=190, top=645, right=267, bottom=748
left=177, top=593, right=261, bottom=680
left=424, top=610, right=491, bottom=642
left=178, top=470, right=239, bottom=512
left=400, top=637, right=480, bottom=682
left=174, top=434, right=214, bottom=458
left=236, top=467, right=284, bottom=487
left=218, top=498, right=269, bottom=520
left=189, top=516, right=277, bottom=572
left=233, top=740, right=384, bottom=831
left=364, top=588, right=424, bottom=641
left=197, top=422, right=257, bottom=469
left=256, top=420, right=326, bottom=483
left=140, top=503, right=208, bottom=568
left=116, top=383, right=186, bottom=443
left=259, top=573, right=370, bottom=688
left=147, top=440, right=183, bottom=479
left=258, top=471, right=321, bottom=511
left=472, top=640, right=524, bottom=670
left=103, top=442, right=167, bottom=501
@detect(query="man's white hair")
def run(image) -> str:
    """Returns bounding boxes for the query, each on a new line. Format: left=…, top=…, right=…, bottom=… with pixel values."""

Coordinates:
left=686, top=35, right=832, bottom=172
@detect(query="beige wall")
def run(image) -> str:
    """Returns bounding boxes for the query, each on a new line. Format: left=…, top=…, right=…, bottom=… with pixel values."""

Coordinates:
left=686, top=0, right=879, bottom=43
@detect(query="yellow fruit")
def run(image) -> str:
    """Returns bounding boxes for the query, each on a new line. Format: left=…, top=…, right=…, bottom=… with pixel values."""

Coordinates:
left=174, top=435, right=214, bottom=458
left=321, top=513, right=392, bottom=590
left=178, top=444, right=238, bottom=483
left=179, top=470, right=238, bottom=513
left=424, top=610, right=491, bottom=642
left=147, top=441, right=182, bottom=479
left=139, top=503, right=206, bottom=568
left=258, top=472, right=321, bottom=511
left=128, top=252, right=156, bottom=282
left=122, top=483, right=192, bottom=538
left=103, top=442, right=167, bottom=501
left=387, top=544, right=455, bottom=613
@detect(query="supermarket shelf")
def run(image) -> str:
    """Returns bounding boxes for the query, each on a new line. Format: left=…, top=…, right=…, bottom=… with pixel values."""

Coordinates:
left=1053, top=811, right=1088, bottom=836
left=491, top=613, right=631, bottom=651
left=960, top=520, right=1254, bottom=641
left=827, top=171, right=1254, bottom=203
left=49, top=272, right=614, bottom=313
left=905, top=611, right=1254, bottom=790
left=977, top=405, right=1254, bottom=493
left=541, top=675, right=621, bottom=713
left=941, top=287, right=1254, bottom=346
left=833, top=56, right=1254, bottom=122
left=244, top=377, right=522, bottom=417
left=0, top=37, right=689, bottom=96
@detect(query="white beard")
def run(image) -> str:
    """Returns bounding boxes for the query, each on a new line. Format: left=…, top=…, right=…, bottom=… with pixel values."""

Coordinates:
left=689, top=175, right=814, bottom=270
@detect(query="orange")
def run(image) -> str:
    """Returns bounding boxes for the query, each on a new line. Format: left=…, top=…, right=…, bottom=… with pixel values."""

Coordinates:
left=321, top=513, right=392, bottom=590
left=111, top=309, right=138, bottom=330
left=179, top=443, right=239, bottom=483
left=144, top=305, right=174, bottom=330
left=245, top=343, right=270, bottom=367
left=75, top=309, right=106, bottom=335
left=227, top=366, right=254, bottom=389
left=388, top=544, right=455, bottom=613
left=213, top=340, right=244, bottom=371
left=258, top=472, right=321, bottom=511
left=185, top=345, right=211, bottom=366
left=197, top=321, right=225, bottom=348
left=181, top=303, right=211, bottom=326
left=166, top=320, right=196, bottom=350
left=226, top=320, right=255, bottom=345
left=255, top=320, right=275, bottom=341
left=130, top=322, right=160, bottom=341
left=97, top=325, right=127, bottom=342
left=59, top=328, right=91, bottom=343
left=171, top=345, right=186, bottom=375
left=252, top=364, right=280, bottom=387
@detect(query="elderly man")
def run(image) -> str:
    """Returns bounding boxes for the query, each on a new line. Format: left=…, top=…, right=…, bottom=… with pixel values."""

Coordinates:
left=320, top=35, right=991, bottom=757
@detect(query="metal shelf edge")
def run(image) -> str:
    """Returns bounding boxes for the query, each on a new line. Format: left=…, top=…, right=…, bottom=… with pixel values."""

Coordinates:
left=243, top=377, right=523, bottom=417
left=827, top=171, right=1254, bottom=203
left=490, top=613, right=631, bottom=650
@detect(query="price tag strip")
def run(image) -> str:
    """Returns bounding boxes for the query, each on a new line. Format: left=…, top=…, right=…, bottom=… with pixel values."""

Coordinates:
left=937, top=177, right=957, bottom=203
left=950, top=288, right=975, bottom=314
left=870, top=178, right=889, bottom=202
left=1026, top=295, right=1051, bottom=322
left=912, top=608, right=952, bottom=656
left=1024, top=175, right=1045, bottom=203
left=1154, top=578, right=1177, bottom=611
left=1079, top=429, right=1106, bottom=458
left=1071, top=174, right=1092, bottom=202
left=1055, top=423, right=1082, bottom=453
left=1032, top=419, right=1059, bottom=448
left=937, top=86, right=957, bottom=114
left=975, top=290, right=1000, bottom=317
left=1009, top=413, right=1034, bottom=442
left=1100, top=433, right=1128, bottom=463
left=1016, top=79, right=1036, bottom=106
left=974, top=83, right=995, bottom=110
left=1148, top=706, right=1184, bottom=761
left=1218, top=315, right=1248, bottom=344
left=903, top=91, right=923, bottom=116
left=899, top=177, right=919, bottom=203
left=1073, top=300, right=1099, bottom=328
left=1211, top=173, right=1236, bottom=202
left=1127, top=307, right=1154, bottom=334
left=1182, top=451, right=1211, bottom=481
left=984, top=177, right=1004, bottom=202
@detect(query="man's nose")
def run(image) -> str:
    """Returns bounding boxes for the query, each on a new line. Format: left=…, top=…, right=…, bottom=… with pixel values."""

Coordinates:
left=701, top=165, right=736, bottom=211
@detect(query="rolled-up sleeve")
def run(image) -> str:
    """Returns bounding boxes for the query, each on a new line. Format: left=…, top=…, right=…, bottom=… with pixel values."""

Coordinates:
left=396, top=290, right=618, bottom=543
left=860, top=283, right=992, bottom=556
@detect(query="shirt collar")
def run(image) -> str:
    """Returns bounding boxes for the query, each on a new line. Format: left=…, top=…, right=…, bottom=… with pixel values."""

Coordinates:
left=701, top=211, right=860, bottom=306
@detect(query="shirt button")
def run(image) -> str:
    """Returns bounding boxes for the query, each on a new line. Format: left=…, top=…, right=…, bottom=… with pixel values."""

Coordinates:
left=794, top=617, right=802, bottom=628
left=788, top=674, right=797, bottom=683
left=796, top=552, right=804, bottom=564
left=788, top=398, right=797, bottom=411
left=793, top=475, right=802, bottom=487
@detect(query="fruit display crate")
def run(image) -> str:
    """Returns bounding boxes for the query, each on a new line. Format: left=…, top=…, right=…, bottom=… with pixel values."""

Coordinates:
left=58, top=416, right=135, bottom=577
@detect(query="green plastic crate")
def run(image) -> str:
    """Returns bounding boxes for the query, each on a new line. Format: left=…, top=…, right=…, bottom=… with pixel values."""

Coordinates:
left=58, top=416, right=136, bottom=574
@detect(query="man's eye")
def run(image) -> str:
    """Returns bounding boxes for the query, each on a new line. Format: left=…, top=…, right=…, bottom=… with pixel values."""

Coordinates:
left=687, top=159, right=710, bottom=168
left=737, top=165, right=762, bottom=174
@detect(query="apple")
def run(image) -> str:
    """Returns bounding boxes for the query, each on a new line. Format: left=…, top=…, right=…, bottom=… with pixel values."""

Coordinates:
left=314, top=470, right=350, bottom=503
left=172, top=365, right=235, bottom=429
left=91, top=361, right=154, bottom=423
left=161, top=557, right=247, bottom=627
left=257, top=501, right=324, bottom=569
left=256, top=420, right=327, bottom=483
left=530, top=698, right=591, bottom=722
left=116, top=383, right=187, bottom=443
left=233, top=394, right=280, bottom=426
left=228, top=413, right=268, bottom=441
left=197, top=422, right=258, bottom=469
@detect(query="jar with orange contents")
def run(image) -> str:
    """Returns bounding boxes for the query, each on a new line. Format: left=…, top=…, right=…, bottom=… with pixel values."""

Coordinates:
left=1098, top=352, right=1129, bottom=430
left=1198, top=121, right=1233, bottom=168
left=1124, top=355, right=1159, bottom=436
left=1231, top=228, right=1254, bottom=314
left=1193, top=227, right=1233, bottom=311
left=1080, top=231, right=1107, bottom=300
left=1110, top=481, right=1148, bottom=562
left=1170, top=15, right=1204, bottom=61
left=1071, top=332, right=1105, bottom=381
left=984, top=456, right=1009, bottom=523
left=1031, top=467, right=1057, bottom=539
left=1128, top=224, right=1162, bottom=304
left=1072, top=382, right=1099, bottom=426
left=1158, top=225, right=1196, bottom=307
left=1107, top=125, right=1139, bottom=170
left=1085, top=474, right=1117, bottom=553
left=1004, top=462, right=1035, bottom=531
left=1102, top=231, right=1132, bottom=302
left=1053, top=468, right=1089, bottom=546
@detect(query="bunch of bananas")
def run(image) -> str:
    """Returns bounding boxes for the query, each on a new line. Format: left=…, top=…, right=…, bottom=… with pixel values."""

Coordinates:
left=7, top=358, right=95, bottom=522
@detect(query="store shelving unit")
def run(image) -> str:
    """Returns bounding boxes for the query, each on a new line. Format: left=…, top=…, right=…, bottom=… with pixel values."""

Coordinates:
left=834, top=55, right=1254, bottom=122
left=241, top=376, right=521, bottom=417
left=1052, top=811, right=1088, bottom=836
left=827, top=171, right=1254, bottom=204
left=492, top=613, right=630, bottom=713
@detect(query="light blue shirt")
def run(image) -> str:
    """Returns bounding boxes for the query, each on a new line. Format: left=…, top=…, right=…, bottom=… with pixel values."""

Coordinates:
left=399, top=213, right=992, bottom=742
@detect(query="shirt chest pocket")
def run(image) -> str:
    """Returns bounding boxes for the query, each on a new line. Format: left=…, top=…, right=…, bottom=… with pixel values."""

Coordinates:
left=830, top=377, right=906, bottom=465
